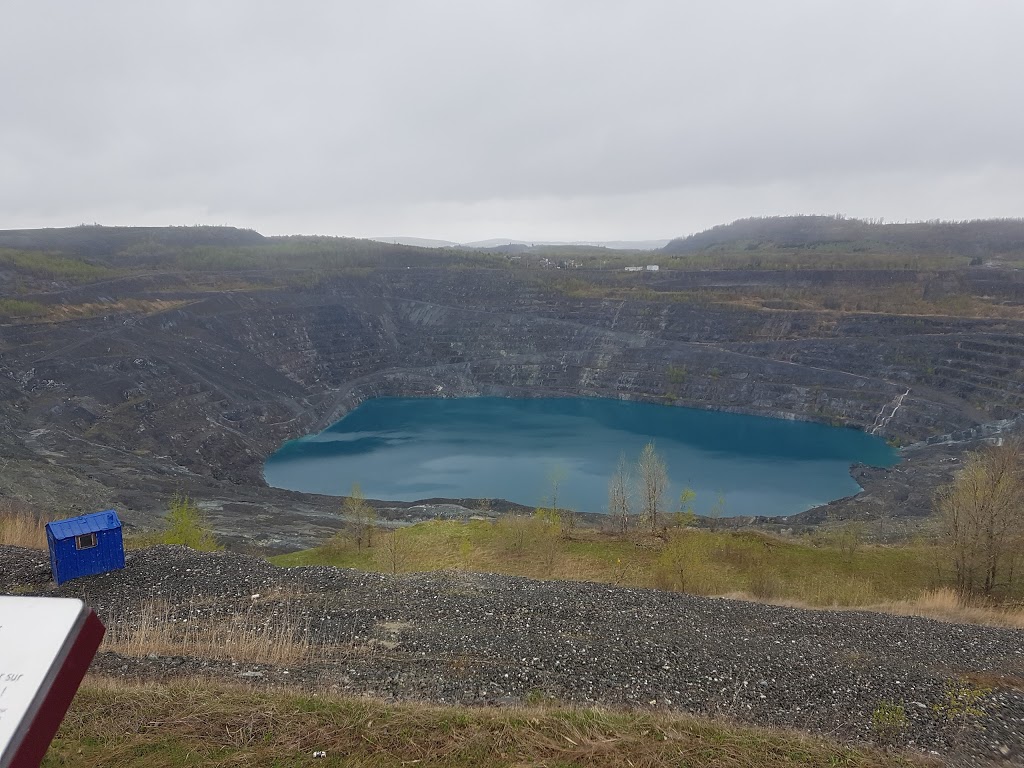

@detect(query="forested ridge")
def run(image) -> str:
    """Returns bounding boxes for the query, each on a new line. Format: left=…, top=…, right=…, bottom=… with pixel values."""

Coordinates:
left=665, top=215, right=1024, bottom=260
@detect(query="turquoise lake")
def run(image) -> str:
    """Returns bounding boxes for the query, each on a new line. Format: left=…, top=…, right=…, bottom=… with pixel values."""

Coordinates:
left=263, top=397, right=899, bottom=517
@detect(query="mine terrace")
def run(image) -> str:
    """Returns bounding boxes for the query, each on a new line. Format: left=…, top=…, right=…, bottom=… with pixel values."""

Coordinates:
left=1, top=218, right=1022, bottom=549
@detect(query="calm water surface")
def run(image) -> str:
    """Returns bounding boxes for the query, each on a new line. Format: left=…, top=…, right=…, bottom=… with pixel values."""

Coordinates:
left=264, top=397, right=899, bottom=517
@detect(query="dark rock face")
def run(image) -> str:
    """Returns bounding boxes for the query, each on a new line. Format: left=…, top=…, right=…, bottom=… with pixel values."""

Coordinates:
left=1, top=267, right=1022, bottom=544
left=7, top=544, right=1020, bottom=766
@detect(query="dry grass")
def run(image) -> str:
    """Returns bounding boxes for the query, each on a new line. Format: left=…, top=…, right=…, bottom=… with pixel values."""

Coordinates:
left=717, top=587, right=1024, bottom=630
left=275, top=521, right=1024, bottom=631
left=102, top=599, right=313, bottom=666
left=960, top=670, right=1024, bottom=692
left=0, top=297, right=192, bottom=323
left=44, top=676, right=928, bottom=768
left=40, top=298, right=191, bottom=323
left=0, top=500, right=49, bottom=549
left=869, top=587, right=1024, bottom=630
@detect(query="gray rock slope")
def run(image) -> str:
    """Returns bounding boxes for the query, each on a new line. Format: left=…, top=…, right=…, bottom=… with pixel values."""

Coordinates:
left=3, top=544, right=1021, bottom=765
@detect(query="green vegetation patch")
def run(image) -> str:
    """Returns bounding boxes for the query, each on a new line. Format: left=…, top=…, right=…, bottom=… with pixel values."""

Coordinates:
left=0, top=249, right=117, bottom=282
left=127, top=494, right=221, bottom=552
left=126, top=238, right=512, bottom=274
left=272, top=519, right=946, bottom=608
left=0, top=298, right=47, bottom=318
left=45, top=677, right=920, bottom=767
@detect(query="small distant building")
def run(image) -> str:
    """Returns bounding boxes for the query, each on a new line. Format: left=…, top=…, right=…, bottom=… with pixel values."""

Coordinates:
left=46, top=510, right=125, bottom=585
left=624, top=266, right=643, bottom=272
left=645, top=264, right=660, bottom=271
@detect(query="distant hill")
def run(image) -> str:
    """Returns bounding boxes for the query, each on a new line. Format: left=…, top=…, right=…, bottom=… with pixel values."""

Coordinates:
left=461, top=238, right=670, bottom=251
left=664, top=216, right=1024, bottom=260
left=0, top=225, right=265, bottom=258
left=371, top=236, right=460, bottom=248
left=370, top=237, right=670, bottom=251
left=0, top=226, right=510, bottom=278
left=585, top=239, right=671, bottom=251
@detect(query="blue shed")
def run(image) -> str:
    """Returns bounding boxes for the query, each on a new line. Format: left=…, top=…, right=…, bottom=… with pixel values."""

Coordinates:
left=46, top=510, right=125, bottom=585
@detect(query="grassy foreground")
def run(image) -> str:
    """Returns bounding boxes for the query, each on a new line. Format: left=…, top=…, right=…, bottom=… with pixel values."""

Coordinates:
left=272, top=519, right=941, bottom=605
left=44, top=677, right=923, bottom=768
left=272, top=519, right=1024, bottom=628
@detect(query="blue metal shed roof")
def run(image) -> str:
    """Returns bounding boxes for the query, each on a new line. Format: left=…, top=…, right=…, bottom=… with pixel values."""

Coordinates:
left=46, top=510, right=121, bottom=540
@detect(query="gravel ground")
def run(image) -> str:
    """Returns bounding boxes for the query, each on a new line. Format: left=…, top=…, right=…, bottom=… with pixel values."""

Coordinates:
left=4, top=544, right=1022, bottom=766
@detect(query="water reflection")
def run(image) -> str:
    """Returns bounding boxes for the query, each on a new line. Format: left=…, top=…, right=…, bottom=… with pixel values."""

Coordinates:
left=264, top=397, right=899, bottom=517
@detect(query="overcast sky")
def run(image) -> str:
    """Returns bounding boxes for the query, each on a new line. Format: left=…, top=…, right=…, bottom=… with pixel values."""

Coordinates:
left=2, top=1, right=1022, bottom=242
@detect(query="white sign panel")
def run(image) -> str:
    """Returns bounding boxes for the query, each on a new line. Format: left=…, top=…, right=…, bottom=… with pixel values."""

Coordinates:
left=0, top=597, right=101, bottom=767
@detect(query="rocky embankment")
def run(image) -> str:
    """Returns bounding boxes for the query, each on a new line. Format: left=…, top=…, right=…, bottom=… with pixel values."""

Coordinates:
left=3, top=266, right=1024, bottom=545
left=4, top=544, right=1021, bottom=766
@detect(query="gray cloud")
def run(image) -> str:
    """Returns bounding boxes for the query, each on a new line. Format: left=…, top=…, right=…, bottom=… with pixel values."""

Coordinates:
left=2, top=1, right=1022, bottom=240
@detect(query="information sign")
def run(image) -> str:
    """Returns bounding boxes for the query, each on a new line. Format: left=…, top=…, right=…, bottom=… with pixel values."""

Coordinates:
left=0, top=597, right=104, bottom=768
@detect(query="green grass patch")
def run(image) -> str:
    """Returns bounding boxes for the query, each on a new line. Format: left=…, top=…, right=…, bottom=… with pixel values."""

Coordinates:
left=0, top=249, right=117, bottom=282
left=0, top=298, right=47, bottom=318
left=272, top=520, right=949, bottom=608
left=44, top=676, right=923, bottom=767
left=125, top=239, right=512, bottom=274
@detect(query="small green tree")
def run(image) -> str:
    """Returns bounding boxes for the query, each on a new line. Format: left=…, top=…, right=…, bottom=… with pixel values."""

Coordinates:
left=163, top=493, right=221, bottom=551
left=673, top=487, right=697, bottom=528
left=665, top=364, right=687, bottom=401
left=656, top=530, right=710, bottom=593
left=707, top=492, right=726, bottom=532
left=543, top=464, right=578, bottom=537
left=342, top=483, right=377, bottom=551
left=531, top=509, right=562, bottom=574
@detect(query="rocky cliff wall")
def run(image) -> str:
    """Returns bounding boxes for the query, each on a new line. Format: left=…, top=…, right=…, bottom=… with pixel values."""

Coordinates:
left=1, top=267, right=1021, bottom=539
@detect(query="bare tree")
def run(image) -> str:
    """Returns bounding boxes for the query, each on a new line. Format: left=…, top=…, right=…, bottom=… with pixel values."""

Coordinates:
left=379, top=528, right=411, bottom=574
left=637, top=441, right=668, bottom=534
left=342, top=483, right=377, bottom=551
left=535, top=516, right=562, bottom=575
left=497, top=514, right=532, bottom=556
left=936, top=439, right=1024, bottom=598
left=608, top=453, right=632, bottom=535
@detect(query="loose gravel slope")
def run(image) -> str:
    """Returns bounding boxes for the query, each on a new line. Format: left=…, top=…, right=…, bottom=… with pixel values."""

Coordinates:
left=3, top=545, right=1022, bottom=766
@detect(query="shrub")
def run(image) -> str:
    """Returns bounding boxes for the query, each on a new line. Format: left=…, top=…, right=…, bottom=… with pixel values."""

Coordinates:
left=871, top=701, right=908, bottom=744
left=932, top=678, right=990, bottom=725
left=161, top=494, right=221, bottom=551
